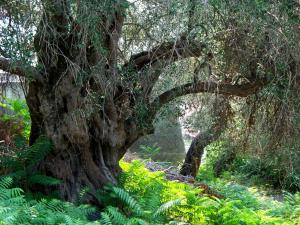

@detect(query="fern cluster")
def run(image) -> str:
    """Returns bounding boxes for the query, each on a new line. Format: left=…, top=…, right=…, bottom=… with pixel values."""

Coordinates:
left=0, top=136, right=61, bottom=189
left=118, top=160, right=300, bottom=225
left=97, top=186, right=182, bottom=225
left=0, top=156, right=299, bottom=224
left=0, top=177, right=99, bottom=225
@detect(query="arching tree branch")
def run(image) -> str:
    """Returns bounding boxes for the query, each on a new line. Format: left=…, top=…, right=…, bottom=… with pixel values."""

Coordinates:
left=149, top=78, right=267, bottom=117
left=125, top=38, right=207, bottom=101
left=0, top=57, right=39, bottom=79
left=124, top=38, right=206, bottom=71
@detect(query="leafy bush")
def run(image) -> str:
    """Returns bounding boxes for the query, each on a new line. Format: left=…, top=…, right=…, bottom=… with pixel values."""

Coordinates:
left=229, top=152, right=300, bottom=192
left=197, top=163, right=300, bottom=224
left=204, top=138, right=300, bottom=193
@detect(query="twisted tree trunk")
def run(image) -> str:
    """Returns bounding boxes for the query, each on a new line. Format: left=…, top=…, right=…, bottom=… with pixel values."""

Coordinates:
left=26, top=79, right=140, bottom=201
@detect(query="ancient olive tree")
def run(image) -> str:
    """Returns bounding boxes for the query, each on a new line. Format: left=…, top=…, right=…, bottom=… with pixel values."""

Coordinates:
left=0, top=0, right=270, bottom=201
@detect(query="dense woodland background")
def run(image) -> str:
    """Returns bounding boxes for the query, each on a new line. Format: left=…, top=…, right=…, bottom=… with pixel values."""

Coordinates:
left=0, top=0, right=299, bottom=224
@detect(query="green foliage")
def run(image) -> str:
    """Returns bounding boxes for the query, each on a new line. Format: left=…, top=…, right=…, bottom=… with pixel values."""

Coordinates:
left=139, top=145, right=161, bottom=159
left=96, top=183, right=182, bottom=224
left=197, top=163, right=300, bottom=224
left=0, top=136, right=61, bottom=188
left=119, top=160, right=300, bottom=225
left=0, top=177, right=99, bottom=225
left=0, top=159, right=299, bottom=224
left=204, top=135, right=300, bottom=192
left=0, top=98, right=31, bottom=139
left=226, top=152, right=300, bottom=193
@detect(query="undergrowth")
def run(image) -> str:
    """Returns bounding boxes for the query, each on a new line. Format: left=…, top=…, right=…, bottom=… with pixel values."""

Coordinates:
left=0, top=176, right=99, bottom=225
left=0, top=136, right=61, bottom=190
left=0, top=155, right=299, bottom=224
left=0, top=98, right=31, bottom=139
left=197, top=164, right=300, bottom=225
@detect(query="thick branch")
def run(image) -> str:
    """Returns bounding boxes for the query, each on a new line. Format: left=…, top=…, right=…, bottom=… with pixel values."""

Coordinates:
left=124, top=38, right=206, bottom=71
left=0, top=57, right=39, bottom=79
left=126, top=38, right=206, bottom=101
left=149, top=79, right=267, bottom=117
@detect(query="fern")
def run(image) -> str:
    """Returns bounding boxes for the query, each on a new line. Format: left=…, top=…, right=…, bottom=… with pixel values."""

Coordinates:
left=98, top=183, right=184, bottom=225
left=0, top=136, right=60, bottom=189
left=100, top=212, right=112, bottom=225
left=125, top=217, right=149, bottom=225
left=28, top=174, right=61, bottom=186
left=0, top=173, right=99, bottom=225
left=106, top=206, right=128, bottom=225
left=153, top=199, right=182, bottom=218
left=111, top=186, right=143, bottom=215
left=0, top=176, right=13, bottom=189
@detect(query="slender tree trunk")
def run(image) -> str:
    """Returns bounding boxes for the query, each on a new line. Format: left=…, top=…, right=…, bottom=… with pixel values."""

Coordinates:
left=180, top=97, right=232, bottom=177
left=180, top=132, right=213, bottom=177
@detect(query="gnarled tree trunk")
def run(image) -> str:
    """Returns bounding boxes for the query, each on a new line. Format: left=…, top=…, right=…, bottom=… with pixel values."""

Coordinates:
left=26, top=80, right=140, bottom=201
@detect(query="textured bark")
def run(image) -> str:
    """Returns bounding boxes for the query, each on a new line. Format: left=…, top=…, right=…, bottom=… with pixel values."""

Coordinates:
left=25, top=71, right=141, bottom=202
left=180, top=98, right=232, bottom=177
left=23, top=0, right=138, bottom=202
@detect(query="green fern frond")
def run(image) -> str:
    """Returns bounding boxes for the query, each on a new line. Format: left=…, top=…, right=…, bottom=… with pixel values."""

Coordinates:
left=4, top=170, right=26, bottom=180
left=111, top=187, right=143, bottom=215
left=63, top=215, right=74, bottom=225
left=0, top=158, right=23, bottom=171
left=153, top=199, right=182, bottom=218
left=0, top=192, right=9, bottom=201
left=78, top=204, right=98, bottom=216
left=28, top=174, right=62, bottom=186
left=100, top=212, right=112, bottom=225
left=77, top=187, right=90, bottom=204
left=141, top=186, right=162, bottom=212
left=41, top=198, right=66, bottom=212
left=6, top=195, right=26, bottom=205
left=125, top=217, right=149, bottom=225
left=26, top=136, right=52, bottom=167
left=7, top=187, right=24, bottom=198
left=0, top=177, right=13, bottom=189
left=166, top=221, right=190, bottom=225
left=106, top=206, right=128, bottom=225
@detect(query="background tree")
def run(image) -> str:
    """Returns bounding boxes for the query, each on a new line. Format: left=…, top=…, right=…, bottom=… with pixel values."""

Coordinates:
left=180, top=96, right=232, bottom=177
